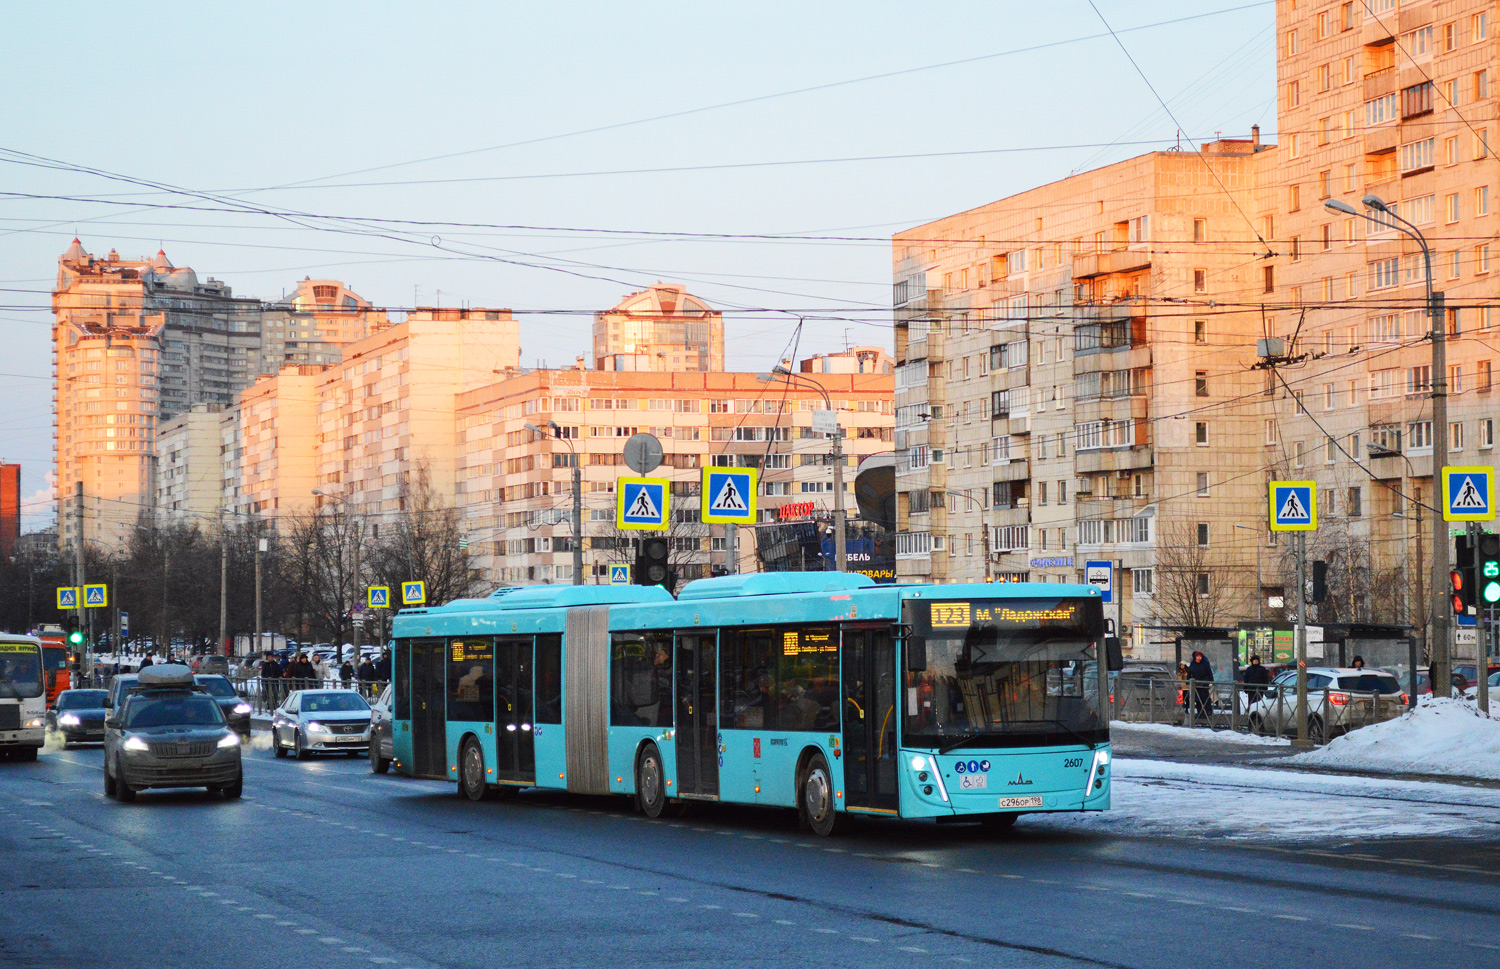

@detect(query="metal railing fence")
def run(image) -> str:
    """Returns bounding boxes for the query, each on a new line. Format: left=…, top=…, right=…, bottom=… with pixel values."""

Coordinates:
left=1110, top=677, right=1407, bottom=744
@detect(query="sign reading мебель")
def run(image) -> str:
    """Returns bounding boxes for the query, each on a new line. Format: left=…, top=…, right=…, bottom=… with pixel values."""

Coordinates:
left=1269, top=480, right=1317, bottom=531
left=1443, top=466, right=1495, bottom=522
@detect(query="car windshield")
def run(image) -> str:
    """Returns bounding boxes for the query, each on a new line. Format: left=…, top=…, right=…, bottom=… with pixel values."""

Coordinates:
left=301, top=692, right=369, bottom=713
left=57, top=691, right=107, bottom=710
left=123, top=695, right=226, bottom=728
left=1337, top=674, right=1401, bottom=693
left=0, top=644, right=43, bottom=699
left=194, top=676, right=237, bottom=698
left=905, top=597, right=1104, bottom=747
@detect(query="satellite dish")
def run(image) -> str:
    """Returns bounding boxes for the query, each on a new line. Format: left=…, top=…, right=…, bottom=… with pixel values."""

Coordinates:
left=854, top=452, right=895, bottom=531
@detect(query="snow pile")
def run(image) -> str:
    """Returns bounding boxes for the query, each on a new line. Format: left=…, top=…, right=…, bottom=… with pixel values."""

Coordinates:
left=1111, top=722, right=1290, bottom=746
left=1288, top=697, right=1500, bottom=780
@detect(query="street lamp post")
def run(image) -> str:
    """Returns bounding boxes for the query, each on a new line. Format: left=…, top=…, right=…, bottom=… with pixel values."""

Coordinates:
left=759, top=368, right=846, bottom=572
left=527, top=422, right=584, bottom=585
left=1326, top=195, right=1449, bottom=692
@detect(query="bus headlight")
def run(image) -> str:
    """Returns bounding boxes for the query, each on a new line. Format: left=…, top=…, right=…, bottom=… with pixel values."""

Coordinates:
left=1086, top=748, right=1110, bottom=794
left=26, top=717, right=44, bottom=728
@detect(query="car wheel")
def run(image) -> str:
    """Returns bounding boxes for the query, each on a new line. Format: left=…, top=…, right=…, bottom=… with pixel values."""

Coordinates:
left=1308, top=715, right=1325, bottom=740
left=369, top=742, right=390, bottom=775
left=459, top=737, right=491, bottom=802
left=635, top=743, right=666, bottom=818
left=273, top=732, right=288, bottom=758
left=798, top=753, right=846, bottom=837
left=294, top=730, right=311, bottom=761
left=104, top=758, right=118, bottom=798
left=117, top=770, right=136, bottom=803
left=1247, top=713, right=1264, bottom=734
left=221, top=769, right=243, bottom=800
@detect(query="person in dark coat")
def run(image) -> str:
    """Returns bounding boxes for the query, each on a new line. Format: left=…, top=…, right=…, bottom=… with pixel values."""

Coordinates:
left=1186, top=650, right=1215, bottom=726
left=374, top=650, right=391, bottom=683
left=357, top=657, right=378, bottom=696
left=339, top=660, right=355, bottom=687
left=138, top=654, right=153, bottom=669
left=1351, top=655, right=1365, bottom=669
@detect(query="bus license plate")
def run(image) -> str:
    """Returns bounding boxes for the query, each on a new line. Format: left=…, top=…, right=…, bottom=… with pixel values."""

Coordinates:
left=959, top=775, right=987, bottom=790
left=997, top=796, right=1043, bottom=809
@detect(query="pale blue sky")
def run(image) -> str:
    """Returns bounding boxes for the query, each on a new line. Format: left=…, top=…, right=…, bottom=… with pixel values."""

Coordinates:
left=0, top=1, right=1276, bottom=528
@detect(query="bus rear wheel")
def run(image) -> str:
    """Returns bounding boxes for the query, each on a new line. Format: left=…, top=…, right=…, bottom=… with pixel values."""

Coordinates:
left=799, top=753, right=846, bottom=837
left=459, top=738, right=492, bottom=802
left=636, top=744, right=666, bottom=818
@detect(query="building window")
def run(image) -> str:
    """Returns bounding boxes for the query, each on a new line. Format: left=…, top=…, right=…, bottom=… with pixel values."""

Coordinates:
left=1194, top=320, right=1207, bottom=344
left=1196, top=573, right=1211, bottom=597
left=1197, top=523, right=1210, bottom=547
left=1195, top=421, right=1208, bottom=445
left=1193, top=269, right=1206, bottom=292
left=1195, top=372, right=1209, bottom=397
left=1481, top=419, right=1494, bottom=448
left=1133, top=569, right=1153, bottom=596
left=1263, top=266, right=1275, bottom=293
left=1193, top=219, right=1206, bottom=243
left=1451, top=421, right=1465, bottom=451
left=1480, top=359, right=1493, bottom=392
left=1196, top=473, right=1210, bottom=497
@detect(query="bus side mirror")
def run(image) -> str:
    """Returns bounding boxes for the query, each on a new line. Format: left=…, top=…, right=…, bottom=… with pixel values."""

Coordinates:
left=907, top=640, right=926, bottom=672
left=1104, top=638, right=1124, bottom=672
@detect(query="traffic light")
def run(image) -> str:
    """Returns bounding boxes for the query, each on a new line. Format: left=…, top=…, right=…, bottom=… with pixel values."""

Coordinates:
left=1478, top=532, right=1500, bottom=607
left=635, top=537, right=672, bottom=588
left=1310, top=560, right=1328, bottom=604
left=1455, top=535, right=1477, bottom=615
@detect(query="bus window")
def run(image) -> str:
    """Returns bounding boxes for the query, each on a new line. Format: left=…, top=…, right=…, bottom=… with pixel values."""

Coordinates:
left=722, top=628, right=777, bottom=730
left=610, top=632, right=672, bottom=727
left=777, top=626, right=839, bottom=731
left=535, top=634, right=562, bottom=725
left=447, top=639, right=494, bottom=723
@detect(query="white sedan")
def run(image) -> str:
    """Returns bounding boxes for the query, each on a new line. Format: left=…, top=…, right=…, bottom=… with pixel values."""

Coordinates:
left=271, top=689, right=372, bottom=760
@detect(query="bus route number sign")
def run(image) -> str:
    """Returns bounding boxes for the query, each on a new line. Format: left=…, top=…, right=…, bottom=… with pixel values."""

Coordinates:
left=929, top=603, right=971, bottom=628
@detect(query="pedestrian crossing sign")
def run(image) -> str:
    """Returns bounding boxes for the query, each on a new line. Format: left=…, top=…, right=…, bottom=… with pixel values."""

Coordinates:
left=56, top=587, right=78, bottom=610
left=608, top=564, right=631, bottom=585
left=368, top=586, right=390, bottom=608
left=83, top=583, right=108, bottom=608
left=700, top=466, right=757, bottom=524
left=401, top=581, right=426, bottom=606
left=616, top=477, right=669, bottom=530
left=1443, top=465, right=1495, bottom=522
left=1269, top=480, right=1317, bottom=531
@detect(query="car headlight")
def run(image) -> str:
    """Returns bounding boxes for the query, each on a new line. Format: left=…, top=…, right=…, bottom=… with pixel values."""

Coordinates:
left=123, top=737, right=150, bottom=752
left=217, top=733, right=241, bottom=749
left=305, top=721, right=329, bottom=733
left=58, top=714, right=81, bottom=726
left=233, top=703, right=252, bottom=715
left=26, top=717, right=44, bottom=728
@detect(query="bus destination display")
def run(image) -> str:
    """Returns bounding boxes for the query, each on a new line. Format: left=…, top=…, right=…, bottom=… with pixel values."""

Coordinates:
left=912, top=598, right=1095, bottom=635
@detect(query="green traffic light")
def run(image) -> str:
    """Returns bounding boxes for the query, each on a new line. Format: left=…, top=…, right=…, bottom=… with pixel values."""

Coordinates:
left=67, top=631, right=84, bottom=645
left=1485, top=582, right=1500, bottom=604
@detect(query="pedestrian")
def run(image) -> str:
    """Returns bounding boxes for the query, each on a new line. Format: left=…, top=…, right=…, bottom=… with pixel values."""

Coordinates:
left=374, top=649, right=391, bottom=683
left=339, top=659, right=355, bottom=688
left=139, top=653, right=153, bottom=670
left=1186, top=650, right=1215, bottom=726
left=357, top=656, right=378, bottom=696
left=259, top=651, right=283, bottom=710
left=1351, top=654, right=1365, bottom=670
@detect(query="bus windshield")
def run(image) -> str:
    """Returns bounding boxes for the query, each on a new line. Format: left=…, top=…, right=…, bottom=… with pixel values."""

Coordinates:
left=0, top=643, right=44, bottom=699
left=904, top=597, right=1105, bottom=749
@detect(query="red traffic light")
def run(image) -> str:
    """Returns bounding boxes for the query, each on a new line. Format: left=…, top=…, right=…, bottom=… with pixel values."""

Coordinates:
left=1452, top=570, right=1466, bottom=615
left=1451, top=569, right=1465, bottom=592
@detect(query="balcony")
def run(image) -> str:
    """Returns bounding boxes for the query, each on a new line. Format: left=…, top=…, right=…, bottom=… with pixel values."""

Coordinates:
left=1075, top=345, right=1151, bottom=374
left=1074, top=395, right=1149, bottom=425
left=1076, top=446, right=1153, bottom=475
left=1363, top=69, right=1396, bottom=101
left=1072, top=249, right=1151, bottom=280
left=992, top=505, right=1031, bottom=528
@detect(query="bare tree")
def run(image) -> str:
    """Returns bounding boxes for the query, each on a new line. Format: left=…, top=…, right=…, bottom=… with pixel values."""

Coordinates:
left=285, top=503, right=366, bottom=646
left=368, top=464, right=481, bottom=606
left=1152, top=521, right=1241, bottom=628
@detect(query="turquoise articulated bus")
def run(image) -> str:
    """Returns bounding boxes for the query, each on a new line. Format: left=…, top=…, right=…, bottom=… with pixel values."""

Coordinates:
left=389, top=572, right=1113, bottom=835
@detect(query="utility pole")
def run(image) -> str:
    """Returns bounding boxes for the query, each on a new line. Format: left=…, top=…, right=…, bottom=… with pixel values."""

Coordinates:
left=1295, top=531, right=1310, bottom=745
left=832, top=424, right=847, bottom=573
left=255, top=535, right=265, bottom=659
left=725, top=522, right=738, bottom=575
left=218, top=517, right=228, bottom=658
left=74, top=481, right=88, bottom=679
left=351, top=518, right=363, bottom=665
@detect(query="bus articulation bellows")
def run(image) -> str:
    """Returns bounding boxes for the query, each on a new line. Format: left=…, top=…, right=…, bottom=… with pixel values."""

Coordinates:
left=389, top=573, right=1113, bottom=834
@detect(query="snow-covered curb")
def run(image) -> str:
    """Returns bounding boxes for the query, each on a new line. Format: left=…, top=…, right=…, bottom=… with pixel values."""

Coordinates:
left=1111, top=721, right=1290, bottom=746
left=1287, top=697, right=1500, bottom=780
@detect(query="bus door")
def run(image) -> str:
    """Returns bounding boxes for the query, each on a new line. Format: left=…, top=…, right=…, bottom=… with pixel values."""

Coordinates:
left=841, top=625, right=899, bottom=812
left=674, top=631, right=718, bottom=798
left=494, top=637, right=535, bottom=782
left=409, top=638, right=447, bottom=778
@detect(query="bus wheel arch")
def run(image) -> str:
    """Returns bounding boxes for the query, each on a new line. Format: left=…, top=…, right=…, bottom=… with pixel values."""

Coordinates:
left=635, top=741, right=667, bottom=818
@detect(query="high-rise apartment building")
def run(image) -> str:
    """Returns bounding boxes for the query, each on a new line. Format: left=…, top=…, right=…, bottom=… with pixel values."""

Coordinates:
left=53, top=240, right=387, bottom=548
left=1273, top=0, right=1500, bottom=636
left=157, top=404, right=227, bottom=525
left=453, top=347, right=893, bottom=586
left=891, top=141, right=1276, bottom=653
left=593, top=283, right=725, bottom=372
left=0, top=462, right=19, bottom=561
left=233, top=367, right=324, bottom=522
left=312, top=307, right=522, bottom=518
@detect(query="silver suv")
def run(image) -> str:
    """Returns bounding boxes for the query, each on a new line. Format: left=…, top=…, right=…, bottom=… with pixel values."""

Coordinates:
left=1245, top=667, right=1404, bottom=737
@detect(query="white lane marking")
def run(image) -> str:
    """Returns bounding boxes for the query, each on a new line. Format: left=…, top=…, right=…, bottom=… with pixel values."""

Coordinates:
left=1273, top=915, right=1309, bottom=922
left=254, top=914, right=275, bottom=920
left=899, top=946, right=928, bottom=953
left=1403, top=934, right=1438, bottom=941
left=699, top=904, right=722, bottom=910
left=851, top=937, right=879, bottom=943
left=733, top=913, right=758, bottom=918
left=295, top=929, right=318, bottom=935
left=774, top=919, right=795, bottom=926
left=813, top=928, right=838, bottom=935
left=1334, top=924, right=1374, bottom=931
left=318, top=936, right=345, bottom=944
left=666, top=897, right=688, bottom=903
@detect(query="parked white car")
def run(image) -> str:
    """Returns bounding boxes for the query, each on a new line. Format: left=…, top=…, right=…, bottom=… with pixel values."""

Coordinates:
left=270, top=689, right=372, bottom=759
left=1245, top=667, right=1405, bottom=737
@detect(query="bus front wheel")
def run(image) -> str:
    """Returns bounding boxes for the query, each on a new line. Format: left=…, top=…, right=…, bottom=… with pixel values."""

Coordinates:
left=636, top=744, right=666, bottom=818
left=459, top=738, right=492, bottom=802
left=799, top=753, right=846, bottom=837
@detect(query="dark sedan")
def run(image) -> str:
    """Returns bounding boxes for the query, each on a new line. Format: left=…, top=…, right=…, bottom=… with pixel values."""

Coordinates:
left=49, top=689, right=109, bottom=746
left=194, top=675, right=252, bottom=738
